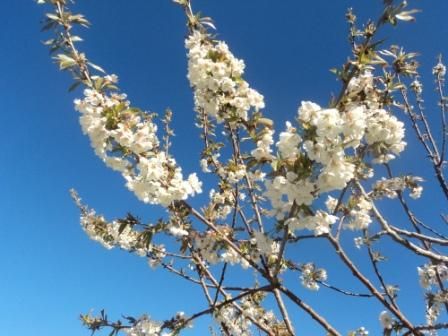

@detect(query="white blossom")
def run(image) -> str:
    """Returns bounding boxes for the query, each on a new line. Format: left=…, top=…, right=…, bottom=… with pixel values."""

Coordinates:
left=409, top=185, right=423, bottom=199
left=300, top=263, right=327, bottom=291
left=264, top=175, right=315, bottom=219
left=186, top=30, right=264, bottom=123
left=325, top=196, right=338, bottom=213
left=200, top=158, right=211, bottom=173
left=168, top=226, right=189, bottom=238
left=125, top=316, right=162, bottom=336
left=433, top=60, right=447, bottom=77
left=251, top=129, right=275, bottom=161
left=410, top=79, right=423, bottom=94
left=317, top=159, right=355, bottom=192
left=214, top=305, right=252, bottom=336
left=74, top=84, right=201, bottom=206
left=345, top=196, right=372, bottom=231
left=298, top=101, right=321, bottom=124
left=347, top=70, right=374, bottom=97
left=221, top=248, right=249, bottom=269
left=252, top=231, right=279, bottom=259
left=418, top=264, right=448, bottom=289
left=342, top=105, right=367, bottom=148
left=276, top=121, right=301, bottom=159
left=365, top=108, right=406, bottom=163
left=373, top=176, right=424, bottom=200
left=286, top=211, right=338, bottom=236
left=379, top=311, right=393, bottom=330
left=195, top=232, right=220, bottom=264
left=354, top=237, right=365, bottom=249
left=352, top=327, right=369, bottom=336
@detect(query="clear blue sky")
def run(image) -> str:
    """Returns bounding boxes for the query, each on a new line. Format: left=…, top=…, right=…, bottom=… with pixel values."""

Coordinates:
left=1, top=1, right=448, bottom=335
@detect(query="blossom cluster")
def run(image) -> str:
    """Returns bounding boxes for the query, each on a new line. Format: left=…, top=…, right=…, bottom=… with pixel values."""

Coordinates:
left=217, top=162, right=246, bottom=184
left=424, top=289, right=448, bottom=329
left=71, top=191, right=170, bottom=268
left=251, top=231, right=279, bottom=261
left=221, top=246, right=249, bottom=268
left=285, top=211, right=338, bottom=236
left=214, top=305, right=252, bottom=336
left=194, top=230, right=222, bottom=264
left=372, top=176, right=424, bottom=199
left=346, top=71, right=407, bottom=163
left=193, top=227, right=285, bottom=269
left=299, top=262, right=328, bottom=291
left=351, top=327, right=369, bottom=336
left=79, top=207, right=156, bottom=256
left=208, top=187, right=236, bottom=219
left=418, top=263, right=448, bottom=289
left=74, top=77, right=201, bottom=206
left=214, top=299, right=278, bottom=336
left=417, top=263, right=448, bottom=327
left=251, top=128, right=275, bottom=162
left=186, top=30, right=265, bottom=123
left=261, top=71, right=407, bottom=235
left=264, top=172, right=315, bottom=219
left=379, top=311, right=394, bottom=330
left=344, top=195, right=373, bottom=231
left=299, top=102, right=363, bottom=192
left=364, top=108, right=406, bottom=163
left=125, top=316, right=163, bottom=336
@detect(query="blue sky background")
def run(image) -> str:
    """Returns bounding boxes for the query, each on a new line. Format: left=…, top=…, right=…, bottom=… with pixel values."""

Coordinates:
left=1, top=1, right=448, bottom=335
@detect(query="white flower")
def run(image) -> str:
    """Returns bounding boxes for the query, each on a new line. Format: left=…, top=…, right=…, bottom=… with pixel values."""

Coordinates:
left=298, top=101, right=321, bottom=123
left=379, top=311, right=393, bottom=330
left=74, top=84, right=201, bottom=206
left=373, top=176, right=423, bottom=200
left=200, top=158, right=211, bottom=172
left=410, top=185, right=423, bottom=199
left=125, top=316, right=162, bottom=336
left=223, top=164, right=246, bottom=184
left=365, top=108, right=406, bottom=163
left=186, top=30, right=264, bottom=123
left=418, top=264, right=448, bottom=289
left=347, top=71, right=374, bottom=98
left=317, top=158, right=355, bottom=192
left=342, top=105, right=367, bottom=148
left=214, top=306, right=252, bottom=336
left=300, top=263, right=327, bottom=291
left=410, top=79, right=423, bottom=94
left=251, top=129, right=275, bottom=161
left=345, top=196, right=372, bottom=231
left=187, top=173, right=203, bottom=194
left=221, top=248, right=246, bottom=267
left=286, top=211, right=338, bottom=235
left=276, top=121, right=301, bottom=159
left=168, top=226, right=189, bottom=237
left=195, top=232, right=225, bottom=264
left=354, top=237, right=365, bottom=249
left=353, top=327, right=369, bottom=336
left=325, top=196, right=338, bottom=213
left=312, top=108, right=343, bottom=139
left=264, top=175, right=315, bottom=219
left=252, top=231, right=278, bottom=258
left=433, top=61, right=447, bottom=77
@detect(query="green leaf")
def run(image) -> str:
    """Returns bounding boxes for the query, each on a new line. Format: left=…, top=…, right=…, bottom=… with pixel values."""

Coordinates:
left=88, top=62, right=106, bottom=74
left=71, top=36, right=84, bottom=43
left=45, top=13, right=60, bottom=21
left=68, top=81, right=82, bottom=92
left=55, top=54, right=77, bottom=70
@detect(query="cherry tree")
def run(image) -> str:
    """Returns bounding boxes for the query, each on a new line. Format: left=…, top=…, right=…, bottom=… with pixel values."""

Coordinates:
left=37, top=0, right=448, bottom=335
